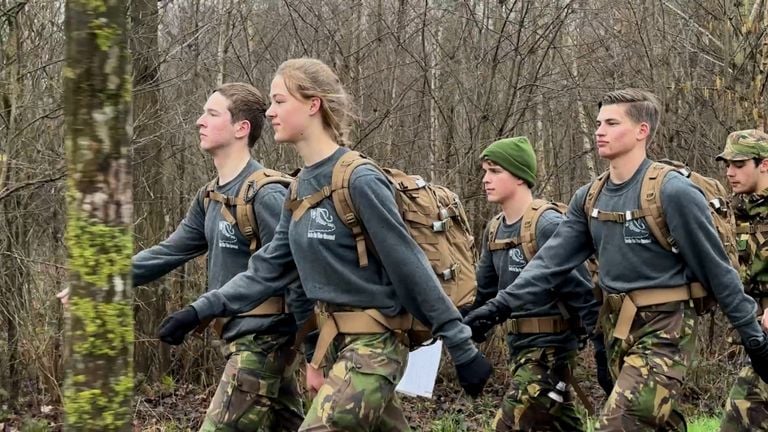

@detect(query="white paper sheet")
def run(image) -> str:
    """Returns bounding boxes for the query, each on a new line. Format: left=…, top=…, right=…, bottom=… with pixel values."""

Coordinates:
left=395, top=341, right=442, bottom=398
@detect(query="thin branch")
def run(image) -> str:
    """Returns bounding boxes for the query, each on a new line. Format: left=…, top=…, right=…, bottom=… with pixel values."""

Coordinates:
left=0, top=171, right=65, bottom=202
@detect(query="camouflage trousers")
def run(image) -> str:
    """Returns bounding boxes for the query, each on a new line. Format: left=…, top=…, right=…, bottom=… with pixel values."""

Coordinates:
left=597, top=302, right=697, bottom=431
left=199, top=333, right=304, bottom=432
left=492, top=346, right=583, bottom=432
left=300, top=331, right=410, bottom=431
left=720, top=359, right=768, bottom=431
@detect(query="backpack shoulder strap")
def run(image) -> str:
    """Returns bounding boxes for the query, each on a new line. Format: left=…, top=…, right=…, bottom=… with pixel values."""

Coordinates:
left=640, top=162, right=677, bottom=252
left=235, top=168, right=294, bottom=253
left=486, top=213, right=506, bottom=251
left=520, top=199, right=564, bottom=261
left=330, top=151, right=380, bottom=268
left=584, top=171, right=610, bottom=225
left=202, top=177, right=238, bottom=226
left=285, top=168, right=302, bottom=213
left=201, top=178, right=218, bottom=210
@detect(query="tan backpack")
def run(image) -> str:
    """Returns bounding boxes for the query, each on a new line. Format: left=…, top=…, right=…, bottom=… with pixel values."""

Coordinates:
left=584, top=159, right=738, bottom=314
left=195, top=168, right=294, bottom=337
left=286, top=151, right=477, bottom=357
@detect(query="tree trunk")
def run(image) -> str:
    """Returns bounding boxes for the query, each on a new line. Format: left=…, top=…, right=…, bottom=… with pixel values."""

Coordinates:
left=130, top=0, right=170, bottom=384
left=63, top=1, right=133, bottom=430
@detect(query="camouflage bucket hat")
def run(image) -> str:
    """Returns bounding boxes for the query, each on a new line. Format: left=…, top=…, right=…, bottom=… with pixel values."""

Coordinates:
left=716, top=129, right=768, bottom=161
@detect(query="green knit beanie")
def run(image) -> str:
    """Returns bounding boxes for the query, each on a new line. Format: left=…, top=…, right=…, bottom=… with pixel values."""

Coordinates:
left=481, top=136, right=537, bottom=187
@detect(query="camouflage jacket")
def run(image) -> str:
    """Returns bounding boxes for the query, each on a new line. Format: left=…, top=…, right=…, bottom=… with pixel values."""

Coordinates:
left=734, top=187, right=768, bottom=296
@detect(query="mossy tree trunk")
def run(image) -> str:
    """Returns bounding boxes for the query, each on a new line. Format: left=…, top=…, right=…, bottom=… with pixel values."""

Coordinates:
left=63, top=0, right=133, bottom=430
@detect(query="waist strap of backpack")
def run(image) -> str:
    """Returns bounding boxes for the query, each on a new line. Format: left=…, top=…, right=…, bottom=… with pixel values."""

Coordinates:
left=603, top=283, right=705, bottom=340
left=504, top=315, right=570, bottom=334
left=736, top=223, right=768, bottom=234
left=311, top=304, right=412, bottom=369
left=195, top=296, right=288, bottom=338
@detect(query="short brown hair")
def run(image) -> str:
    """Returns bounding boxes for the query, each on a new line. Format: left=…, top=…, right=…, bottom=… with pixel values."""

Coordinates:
left=214, top=82, right=266, bottom=148
left=599, top=89, right=661, bottom=146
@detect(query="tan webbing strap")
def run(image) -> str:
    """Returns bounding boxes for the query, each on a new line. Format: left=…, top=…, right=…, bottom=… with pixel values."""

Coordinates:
left=584, top=172, right=610, bottom=230
left=286, top=181, right=301, bottom=212
left=564, top=368, right=595, bottom=416
left=611, top=285, right=693, bottom=340
left=236, top=171, right=264, bottom=253
left=331, top=151, right=378, bottom=268
left=195, top=296, right=288, bottom=337
left=487, top=213, right=522, bottom=251
left=235, top=170, right=293, bottom=252
left=488, top=237, right=521, bottom=251
left=520, top=199, right=562, bottom=261
left=310, top=308, right=406, bottom=369
left=586, top=163, right=678, bottom=252
left=736, top=224, right=768, bottom=235
left=202, top=179, right=217, bottom=209
left=689, top=282, right=707, bottom=299
left=591, top=208, right=651, bottom=223
left=586, top=258, right=602, bottom=303
left=505, top=315, right=570, bottom=334
left=206, top=191, right=241, bottom=226
left=640, top=162, right=676, bottom=252
left=290, top=186, right=332, bottom=221
left=310, top=314, right=339, bottom=369
left=207, top=190, right=242, bottom=206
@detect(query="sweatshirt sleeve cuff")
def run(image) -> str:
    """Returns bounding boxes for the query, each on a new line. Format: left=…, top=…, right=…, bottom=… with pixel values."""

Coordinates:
left=190, top=295, right=217, bottom=321
left=445, top=337, right=478, bottom=366
left=735, top=319, right=765, bottom=345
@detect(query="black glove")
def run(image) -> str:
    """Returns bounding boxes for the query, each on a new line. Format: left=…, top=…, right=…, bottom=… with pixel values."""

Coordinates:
left=592, top=333, right=613, bottom=395
left=455, top=351, right=492, bottom=398
left=158, top=306, right=200, bottom=345
left=462, top=300, right=511, bottom=343
left=457, top=303, right=475, bottom=318
left=745, top=335, right=768, bottom=384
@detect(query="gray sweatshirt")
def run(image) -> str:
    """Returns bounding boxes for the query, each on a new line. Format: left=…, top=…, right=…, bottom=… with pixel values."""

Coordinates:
left=191, top=147, right=478, bottom=365
left=494, top=159, right=763, bottom=344
left=132, top=159, right=300, bottom=341
left=476, top=209, right=599, bottom=353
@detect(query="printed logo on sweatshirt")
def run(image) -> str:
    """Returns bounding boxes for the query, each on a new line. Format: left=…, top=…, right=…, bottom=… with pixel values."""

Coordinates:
left=623, top=219, right=651, bottom=244
left=508, top=248, right=526, bottom=273
left=308, top=208, right=336, bottom=240
left=218, top=220, right=239, bottom=249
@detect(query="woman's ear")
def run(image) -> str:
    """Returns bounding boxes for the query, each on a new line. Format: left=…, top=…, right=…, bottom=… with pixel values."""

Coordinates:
left=309, top=97, right=322, bottom=115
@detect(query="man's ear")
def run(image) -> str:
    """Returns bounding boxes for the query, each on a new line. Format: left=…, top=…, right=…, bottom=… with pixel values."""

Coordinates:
left=759, top=158, right=768, bottom=173
left=235, top=119, right=250, bottom=140
left=636, top=121, right=650, bottom=142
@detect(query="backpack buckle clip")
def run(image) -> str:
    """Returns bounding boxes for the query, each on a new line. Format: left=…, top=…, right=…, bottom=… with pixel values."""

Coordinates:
left=441, top=265, right=458, bottom=281
left=433, top=220, right=447, bottom=232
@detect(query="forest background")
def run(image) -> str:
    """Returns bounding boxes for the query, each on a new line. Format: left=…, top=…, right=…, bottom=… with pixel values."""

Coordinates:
left=0, top=0, right=766, bottom=430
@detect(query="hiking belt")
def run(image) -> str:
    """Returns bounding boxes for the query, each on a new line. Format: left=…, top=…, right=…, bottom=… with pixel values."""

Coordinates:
left=311, top=302, right=413, bottom=369
left=736, top=224, right=768, bottom=234
left=195, top=296, right=288, bottom=338
left=602, top=283, right=706, bottom=340
left=504, top=315, right=570, bottom=334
